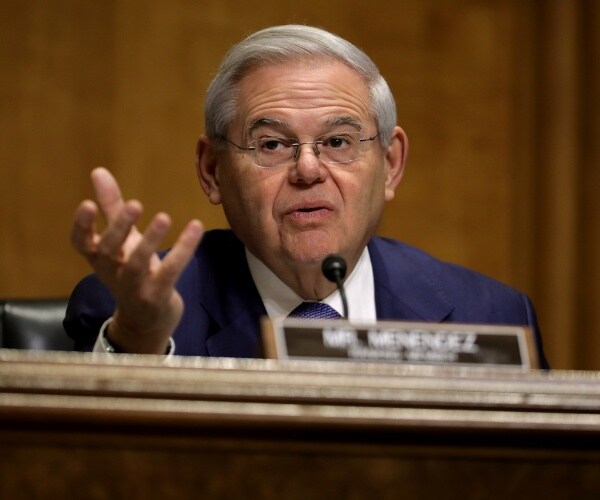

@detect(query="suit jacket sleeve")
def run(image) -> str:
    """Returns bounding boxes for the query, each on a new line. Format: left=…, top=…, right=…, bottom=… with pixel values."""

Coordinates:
left=63, top=273, right=115, bottom=352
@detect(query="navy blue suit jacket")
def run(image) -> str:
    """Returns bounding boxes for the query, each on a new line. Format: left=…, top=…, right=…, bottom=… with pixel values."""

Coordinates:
left=64, top=229, right=548, bottom=367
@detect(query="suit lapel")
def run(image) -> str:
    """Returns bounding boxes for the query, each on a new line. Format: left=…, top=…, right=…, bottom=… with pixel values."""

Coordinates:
left=205, top=305, right=267, bottom=357
left=368, top=238, right=455, bottom=322
left=197, top=231, right=267, bottom=358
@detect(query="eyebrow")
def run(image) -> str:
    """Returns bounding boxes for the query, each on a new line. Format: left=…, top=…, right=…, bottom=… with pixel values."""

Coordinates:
left=248, top=118, right=289, bottom=134
left=323, top=116, right=364, bottom=131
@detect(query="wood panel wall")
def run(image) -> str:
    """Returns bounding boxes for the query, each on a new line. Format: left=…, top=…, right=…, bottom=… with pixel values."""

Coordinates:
left=1, top=0, right=598, bottom=370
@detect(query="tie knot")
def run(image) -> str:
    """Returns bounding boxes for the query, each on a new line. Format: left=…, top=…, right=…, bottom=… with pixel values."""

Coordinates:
left=288, top=302, right=341, bottom=320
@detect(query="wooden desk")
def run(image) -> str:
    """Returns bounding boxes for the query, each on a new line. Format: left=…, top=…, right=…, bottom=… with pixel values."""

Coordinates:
left=1, top=350, right=599, bottom=499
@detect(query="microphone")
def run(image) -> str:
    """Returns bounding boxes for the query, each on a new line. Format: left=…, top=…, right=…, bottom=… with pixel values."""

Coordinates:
left=322, top=254, right=349, bottom=319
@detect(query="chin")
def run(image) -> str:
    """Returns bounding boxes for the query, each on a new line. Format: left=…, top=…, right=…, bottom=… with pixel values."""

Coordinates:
left=282, top=232, right=339, bottom=267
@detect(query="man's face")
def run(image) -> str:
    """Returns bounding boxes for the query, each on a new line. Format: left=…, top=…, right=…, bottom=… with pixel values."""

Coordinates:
left=201, top=58, right=405, bottom=280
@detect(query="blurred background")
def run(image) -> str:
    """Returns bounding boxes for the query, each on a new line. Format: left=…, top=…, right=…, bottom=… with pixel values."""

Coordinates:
left=1, top=0, right=598, bottom=370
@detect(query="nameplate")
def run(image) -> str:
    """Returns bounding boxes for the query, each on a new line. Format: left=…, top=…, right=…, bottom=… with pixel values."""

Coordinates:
left=262, top=319, right=538, bottom=369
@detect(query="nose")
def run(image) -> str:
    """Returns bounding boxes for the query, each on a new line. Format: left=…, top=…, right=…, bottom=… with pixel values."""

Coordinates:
left=292, top=141, right=321, bottom=161
left=289, top=142, right=327, bottom=185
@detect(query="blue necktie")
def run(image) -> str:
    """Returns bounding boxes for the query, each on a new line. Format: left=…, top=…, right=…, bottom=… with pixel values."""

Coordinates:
left=288, top=302, right=341, bottom=319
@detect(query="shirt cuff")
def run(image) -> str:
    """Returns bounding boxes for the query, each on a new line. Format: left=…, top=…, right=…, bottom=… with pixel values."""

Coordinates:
left=92, top=317, right=176, bottom=358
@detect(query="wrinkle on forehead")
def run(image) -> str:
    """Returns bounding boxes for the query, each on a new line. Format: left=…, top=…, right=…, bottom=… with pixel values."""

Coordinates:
left=248, top=116, right=364, bottom=135
left=231, top=59, right=374, bottom=139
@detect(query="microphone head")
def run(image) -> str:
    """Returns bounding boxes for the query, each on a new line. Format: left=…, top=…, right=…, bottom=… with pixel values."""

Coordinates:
left=322, top=254, right=347, bottom=283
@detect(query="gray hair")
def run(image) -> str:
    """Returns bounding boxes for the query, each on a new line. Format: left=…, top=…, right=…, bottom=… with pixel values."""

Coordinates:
left=204, top=25, right=397, bottom=147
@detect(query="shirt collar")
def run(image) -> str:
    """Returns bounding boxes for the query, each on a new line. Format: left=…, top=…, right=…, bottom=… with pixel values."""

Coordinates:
left=246, top=247, right=376, bottom=322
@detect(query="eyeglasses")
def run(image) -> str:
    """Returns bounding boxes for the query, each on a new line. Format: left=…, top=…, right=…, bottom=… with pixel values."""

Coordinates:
left=220, top=131, right=380, bottom=169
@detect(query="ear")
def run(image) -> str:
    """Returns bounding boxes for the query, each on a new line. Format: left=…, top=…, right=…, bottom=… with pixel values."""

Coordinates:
left=383, top=126, right=409, bottom=202
left=196, top=136, right=222, bottom=205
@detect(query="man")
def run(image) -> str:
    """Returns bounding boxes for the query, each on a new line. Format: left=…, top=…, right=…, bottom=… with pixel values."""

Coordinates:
left=64, top=25, right=548, bottom=367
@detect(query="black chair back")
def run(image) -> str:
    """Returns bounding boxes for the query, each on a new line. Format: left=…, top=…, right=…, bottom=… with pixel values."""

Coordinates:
left=0, top=298, right=73, bottom=351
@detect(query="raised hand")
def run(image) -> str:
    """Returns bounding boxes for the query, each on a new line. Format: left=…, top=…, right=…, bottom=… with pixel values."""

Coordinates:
left=71, top=167, right=204, bottom=353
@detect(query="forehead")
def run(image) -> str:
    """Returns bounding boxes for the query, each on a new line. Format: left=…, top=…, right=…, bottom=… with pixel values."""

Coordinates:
left=232, top=58, right=373, bottom=134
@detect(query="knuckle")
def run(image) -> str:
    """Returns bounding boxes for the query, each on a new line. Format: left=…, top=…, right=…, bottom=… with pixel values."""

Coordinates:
left=123, top=254, right=146, bottom=274
left=95, top=241, right=114, bottom=259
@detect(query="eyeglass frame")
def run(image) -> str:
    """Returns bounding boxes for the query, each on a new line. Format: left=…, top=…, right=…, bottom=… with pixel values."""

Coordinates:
left=217, top=131, right=381, bottom=168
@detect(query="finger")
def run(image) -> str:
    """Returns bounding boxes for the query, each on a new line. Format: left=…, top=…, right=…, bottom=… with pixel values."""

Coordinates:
left=71, top=200, right=99, bottom=256
left=91, top=167, right=126, bottom=222
left=120, top=212, right=173, bottom=288
left=155, top=219, right=204, bottom=289
left=95, top=199, right=143, bottom=263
